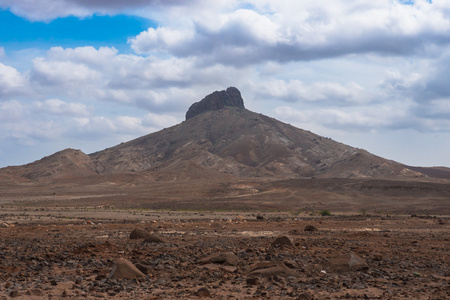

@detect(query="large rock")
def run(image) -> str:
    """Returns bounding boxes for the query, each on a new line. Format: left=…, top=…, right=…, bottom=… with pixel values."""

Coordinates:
left=109, top=258, right=145, bottom=279
left=327, top=253, right=368, bottom=272
left=198, top=251, right=239, bottom=266
left=271, top=236, right=294, bottom=248
left=249, top=261, right=298, bottom=277
left=185, top=87, right=245, bottom=120
left=129, top=228, right=151, bottom=239
left=143, top=235, right=167, bottom=244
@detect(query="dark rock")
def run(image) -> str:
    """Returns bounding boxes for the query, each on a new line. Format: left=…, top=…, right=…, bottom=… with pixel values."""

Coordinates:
left=246, top=277, right=259, bottom=285
left=129, top=228, right=151, bottom=239
left=186, top=87, right=245, bottom=120
left=249, top=261, right=298, bottom=277
left=271, top=236, right=294, bottom=248
left=372, top=253, right=383, bottom=261
left=298, top=292, right=313, bottom=299
left=195, top=287, right=211, bottom=297
left=135, top=263, right=152, bottom=275
left=142, top=235, right=167, bottom=244
left=9, top=290, right=20, bottom=298
left=198, top=252, right=239, bottom=266
left=304, top=225, right=318, bottom=232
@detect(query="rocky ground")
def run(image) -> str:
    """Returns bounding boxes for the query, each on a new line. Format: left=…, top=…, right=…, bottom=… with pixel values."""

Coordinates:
left=0, top=213, right=448, bottom=299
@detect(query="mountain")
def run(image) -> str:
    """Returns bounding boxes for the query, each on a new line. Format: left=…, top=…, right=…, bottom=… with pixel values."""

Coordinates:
left=0, top=87, right=431, bottom=181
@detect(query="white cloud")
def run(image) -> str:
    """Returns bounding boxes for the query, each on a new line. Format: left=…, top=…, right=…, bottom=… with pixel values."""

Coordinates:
left=0, top=63, right=27, bottom=97
left=128, top=1, right=450, bottom=64
left=33, top=99, right=89, bottom=116
left=31, top=57, right=101, bottom=87
left=252, top=79, right=367, bottom=104
left=0, top=0, right=195, bottom=21
left=130, top=27, right=194, bottom=54
left=143, top=112, right=178, bottom=129
left=0, top=100, right=23, bottom=122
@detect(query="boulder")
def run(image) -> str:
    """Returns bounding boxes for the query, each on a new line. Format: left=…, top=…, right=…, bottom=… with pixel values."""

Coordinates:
left=271, top=236, right=294, bottom=248
left=109, top=258, right=145, bottom=279
left=198, top=252, right=239, bottom=266
left=327, top=253, right=368, bottom=272
left=249, top=261, right=297, bottom=277
left=142, top=235, right=167, bottom=244
left=129, top=228, right=151, bottom=239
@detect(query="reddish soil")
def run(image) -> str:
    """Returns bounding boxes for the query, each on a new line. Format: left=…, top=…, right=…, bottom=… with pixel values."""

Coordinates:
left=0, top=212, right=448, bottom=299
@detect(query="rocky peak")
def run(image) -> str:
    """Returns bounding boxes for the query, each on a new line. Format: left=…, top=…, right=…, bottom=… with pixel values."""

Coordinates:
left=185, top=87, right=245, bottom=120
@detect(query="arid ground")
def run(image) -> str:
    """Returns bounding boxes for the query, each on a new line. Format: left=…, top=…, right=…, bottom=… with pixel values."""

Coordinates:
left=1, top=197, right=449, bottom=299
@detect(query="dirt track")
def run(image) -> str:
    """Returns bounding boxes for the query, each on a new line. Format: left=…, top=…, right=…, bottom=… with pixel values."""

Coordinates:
left=0, top=212, right=448, bottom=299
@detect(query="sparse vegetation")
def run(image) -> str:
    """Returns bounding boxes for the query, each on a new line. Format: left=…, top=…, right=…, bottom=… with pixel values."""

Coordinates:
left=319, top=209, right=331, bottom=216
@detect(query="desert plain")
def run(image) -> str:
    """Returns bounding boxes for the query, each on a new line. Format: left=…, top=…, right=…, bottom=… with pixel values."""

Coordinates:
left=0, top=176, right=449, bottom=300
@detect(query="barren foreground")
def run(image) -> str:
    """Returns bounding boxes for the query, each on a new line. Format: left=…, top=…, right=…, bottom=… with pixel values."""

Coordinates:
left=0, top=211, right=448, bottom=299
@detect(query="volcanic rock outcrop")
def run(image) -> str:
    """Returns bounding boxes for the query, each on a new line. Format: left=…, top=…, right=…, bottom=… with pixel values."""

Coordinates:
left=185, top=87, right=244, bottom=120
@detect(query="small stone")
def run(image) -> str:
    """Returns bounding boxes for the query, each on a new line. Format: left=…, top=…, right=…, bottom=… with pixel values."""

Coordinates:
left=372, top=253, right=383, bottom=261
left=9, top=290, right=20, bottom=298
left=304, top=225, right=318, bottom=232
left=196, top=287, right=211, bottom=297
left=246, top=277, right=259, bottom=285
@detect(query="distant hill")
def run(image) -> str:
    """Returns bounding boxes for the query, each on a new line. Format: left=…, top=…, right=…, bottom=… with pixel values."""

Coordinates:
left=405, top=166, right=450, bottom=179
left=0, top=87, right=431, bottom=181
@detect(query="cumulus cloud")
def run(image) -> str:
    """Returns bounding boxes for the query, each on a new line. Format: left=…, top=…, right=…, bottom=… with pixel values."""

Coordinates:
left=0, top=100, right=23, bottom=122
left=274, top=98, right=418, bottom=132
left=0, top=0, right=193, bottom=21
left=25, top=46, right=248, bottom=111
left=129, top=1, right=450, bottom=64
left=0, top=63, right=27, bottom=98
left=33, top=99, right=89, bottom=116
left=251, top=79, right=367, bottom=105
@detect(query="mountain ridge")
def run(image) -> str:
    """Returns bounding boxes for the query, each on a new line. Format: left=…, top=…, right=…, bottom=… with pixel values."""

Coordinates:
left=2, top=87, right=447, bottom=181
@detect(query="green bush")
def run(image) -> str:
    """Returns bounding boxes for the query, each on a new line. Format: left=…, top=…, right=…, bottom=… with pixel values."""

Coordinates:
left=319, top=209, right=331, bottom=216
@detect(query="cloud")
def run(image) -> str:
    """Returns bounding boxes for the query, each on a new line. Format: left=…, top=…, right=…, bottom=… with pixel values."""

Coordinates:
left=129, top=1, right=450, bottom=65
left=0, top=100, right=22, bottom=122
left=143, top=112, right=178, bottom=128
left=0, top=0, right=193, bottom=21
left=33, top=99, right=89, bottom=116
left=251, top=79, right=367, bottom=105
left=0, top=62, right=27, bottom=98
left=274, top=98, right=418, bottom=133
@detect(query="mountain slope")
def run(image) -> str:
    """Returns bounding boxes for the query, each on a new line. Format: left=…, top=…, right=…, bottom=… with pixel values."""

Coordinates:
left=1, top=87, right=425, bottom=181
left=89, top=106, right=420, bottom=179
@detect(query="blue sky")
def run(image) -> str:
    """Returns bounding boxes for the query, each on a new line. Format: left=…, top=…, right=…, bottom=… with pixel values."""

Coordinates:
left=1, top=0, right=450, bottom=168
left=0, top=10, right=153, bottom=53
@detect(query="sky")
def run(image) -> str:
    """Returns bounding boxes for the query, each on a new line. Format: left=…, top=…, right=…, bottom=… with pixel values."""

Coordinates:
left=0, top=0, right=449, bottom=168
